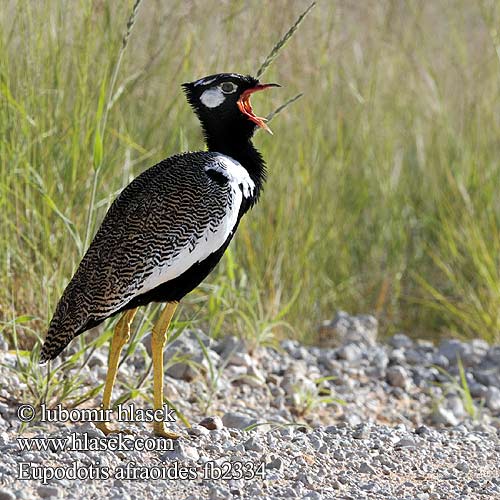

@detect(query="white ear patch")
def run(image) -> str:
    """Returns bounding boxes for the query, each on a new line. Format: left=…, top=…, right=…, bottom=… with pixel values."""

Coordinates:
left=200, top=88, right=225, bottom=108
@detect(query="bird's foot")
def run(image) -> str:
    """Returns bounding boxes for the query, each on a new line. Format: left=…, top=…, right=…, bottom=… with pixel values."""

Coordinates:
left=154, top=422, right=180, bottom=440
left=95, top=422, right=135, bottom=435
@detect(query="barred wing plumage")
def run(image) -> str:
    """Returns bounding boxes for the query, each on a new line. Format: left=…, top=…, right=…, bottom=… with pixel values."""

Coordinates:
left=40, top=152, right=254, bottom=361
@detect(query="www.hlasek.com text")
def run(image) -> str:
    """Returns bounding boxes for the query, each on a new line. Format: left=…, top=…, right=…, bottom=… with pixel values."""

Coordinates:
left=17, top=431, right=174, bottom=453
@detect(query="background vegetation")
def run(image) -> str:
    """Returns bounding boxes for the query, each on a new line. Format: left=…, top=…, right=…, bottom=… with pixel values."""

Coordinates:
left=3, top=0, right=500, bottom=351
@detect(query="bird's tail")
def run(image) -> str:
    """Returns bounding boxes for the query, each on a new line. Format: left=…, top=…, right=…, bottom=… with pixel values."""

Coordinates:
left=40, top=323, right=76, bottom=364
left=39, top=330, right=74, bottom=364
left=39, top=292, right=82, bottom=364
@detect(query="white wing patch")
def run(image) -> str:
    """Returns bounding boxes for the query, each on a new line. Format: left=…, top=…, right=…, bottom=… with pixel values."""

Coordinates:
left=200, top=88, right=225, bottom=108
left=205, top=154, right=255, bottom=198
left=134, top=155, right=251, bottom=297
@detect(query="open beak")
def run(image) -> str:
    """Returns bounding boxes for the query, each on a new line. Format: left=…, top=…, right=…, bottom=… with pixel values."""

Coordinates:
left=237, top=83, right=280, bottom=134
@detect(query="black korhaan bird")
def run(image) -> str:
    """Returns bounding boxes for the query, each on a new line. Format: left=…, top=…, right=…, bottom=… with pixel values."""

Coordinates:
left=40, top=73, right=279, bottom=438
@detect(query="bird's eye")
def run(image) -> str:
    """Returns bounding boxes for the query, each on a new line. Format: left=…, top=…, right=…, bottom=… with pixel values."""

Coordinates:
left=220, top=82, right=237, bottom=94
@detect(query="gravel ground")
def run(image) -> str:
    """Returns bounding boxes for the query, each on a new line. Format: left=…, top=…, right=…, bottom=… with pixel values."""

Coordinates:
left=0, top=311, right=499, bottom=499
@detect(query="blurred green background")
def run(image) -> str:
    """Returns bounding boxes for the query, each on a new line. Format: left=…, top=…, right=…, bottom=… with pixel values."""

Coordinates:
left=3, top=0, right=500, bottom=348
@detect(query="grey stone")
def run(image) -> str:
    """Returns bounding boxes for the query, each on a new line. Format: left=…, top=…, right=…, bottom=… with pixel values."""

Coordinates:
left=415, top=425, right=432, bottom=436
left=281, top=373, right=317, bottom=398
left=73, top=422, right=104, bottom=439
left=394, top=437, right=418, bottom=448
left=281, top=339, right=301, bottom=353
left=266, top=456, right=284, bottom=471
left=438, top=339, right=473, bottom=366
left=0, top=489, right=15, bottom=500
left=332, top=480, right=343, bottom=489
left=431, top=406, right=460, bottom=427
left=486, top=386, right=500, bottom=413
left=37, top=486, right=60, bottom=498
left=198, top=416, right=223, bottom=431
left=208, top=486, right=231, bottom=500
left=187, top=424, right=210, bottom=437
left=473, top=368, right=499, bottom=388
left=455, top=461, right=470, bottom=473
left=471, top=339, right=489, bottom=357
left=88, top=352, right=107, bottom=368
left=371, top=348, right=389, bottom=370
left=386, top=365, right=410, bottom=389
left=244, top=436, right=264, bottom=452
left=242, top=364, right=266, bottom=388
left=343, top=413, right=362, bottom=426
left=353, top=424, right=371, bottom=439
left=291, top=346, right=317, bottom=363
left=161, top=441, right=200, bottom=462
left=416, top=339, right=435, bottom=351
left=389, top=333, right=413, bottom=349
left=308, top=433, right=324, bottom=450
left=445, top=395, right=466, bottom=419
left=303, top=492, right=322, bottom=500
left=227, top=352, right=253, bottom=367
left=322, top=311, right=378, bottom=347
left=405, top=348, right=426, bottom=365
left=469, top=382, right=488, bottom=399
left=389, top=349, right=406, bottom=364
left=297, top=471, right=315, bottom=486
left=282, top=487, right=300, bottom=497
left=337, top=343, right=363, bottom=362
left=222, top=412, right=256, bottom=430
left=487, top=346, right=500, bottom=364
left=214, top=335, right=246, bottom=358
left=358, top=462, right=376, bottom=474
left=431, top=353, right=450, bottom=369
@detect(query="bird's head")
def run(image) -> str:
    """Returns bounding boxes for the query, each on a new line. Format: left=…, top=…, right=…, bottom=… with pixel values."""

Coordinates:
left=182, top=73, right=280, bottom=141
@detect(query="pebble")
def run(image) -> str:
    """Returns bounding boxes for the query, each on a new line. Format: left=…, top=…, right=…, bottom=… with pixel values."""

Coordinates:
left=455, top=461, right=470, bottom=473
left=199, top=416, right=223, bottom=430
left=353, top=425, right=371, bottom=440
left=266, top=456, right=284, bottom=471
left=303, top=492, right=322, bottom=500
left=187, top=424, right=210, bottom=437
left=358, top=462, right=376, bottom=474
left=485, top=386, right=500, bottom=413
left=394, top=437, right=418, bottom=448
left=337, top=343, right=363, bottom=362
left=438, top=339, right=471, bottom=365
left=161, top=441, right=200, bottom=462
left=390, top=333, right=414, bottom=349
left=244, top=436, right=264, bottom=452
left=322, top=311, right=378, bottom=347
left=0, top=490, right=15, bottom=500
left=386, top=365, right=410, bottom=389
left=221, top=412, right=256, bottom=430
left=37, top=486, right=60, bottom=498
left=208, top=486, right=231, bottom=500
left=432, top=406, right=460, bottom=426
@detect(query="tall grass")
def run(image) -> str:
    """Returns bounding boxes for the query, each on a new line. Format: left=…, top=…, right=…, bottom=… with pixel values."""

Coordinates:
left=2, top=0, right=500, bottom=349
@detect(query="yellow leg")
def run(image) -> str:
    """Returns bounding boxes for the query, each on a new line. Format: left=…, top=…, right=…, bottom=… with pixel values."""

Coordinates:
left=96, top=308, right=137, bottom=435
left=151, top=301, right=180, bottom=439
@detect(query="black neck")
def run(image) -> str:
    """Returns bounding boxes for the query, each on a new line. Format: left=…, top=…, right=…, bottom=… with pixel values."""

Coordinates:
left=205, top=133, right=266, bottom=199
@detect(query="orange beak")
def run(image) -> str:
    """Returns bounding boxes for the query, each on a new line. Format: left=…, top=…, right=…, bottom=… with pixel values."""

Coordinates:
left=237, top=83, right=280, bottom=134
